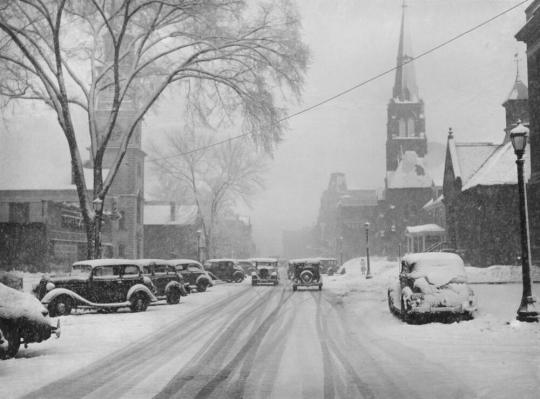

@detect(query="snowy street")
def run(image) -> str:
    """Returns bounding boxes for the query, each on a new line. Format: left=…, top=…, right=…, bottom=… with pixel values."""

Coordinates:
left=1, top=260, right=539, bottom=399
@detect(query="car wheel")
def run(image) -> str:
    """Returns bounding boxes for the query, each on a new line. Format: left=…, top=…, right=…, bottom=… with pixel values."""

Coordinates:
left=48, top=295, right=72, bottom=317
left=196, top=281, right=208, bottom=292
left=0, top=326, right=20, bottom=360
left=292, top=285, right=297, bottom=292
left=318, top=284, right=322, bottom=291
left=234, top=273, right=244, bottom=283
left=130, top=292, right=149, bottom=312
left=166, top=288, right=181, bottom=304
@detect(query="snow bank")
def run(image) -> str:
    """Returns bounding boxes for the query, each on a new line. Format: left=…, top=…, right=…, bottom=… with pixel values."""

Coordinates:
left=0, top=283, right=48, bottom=322
left=466, top=264, right=540, bottom=284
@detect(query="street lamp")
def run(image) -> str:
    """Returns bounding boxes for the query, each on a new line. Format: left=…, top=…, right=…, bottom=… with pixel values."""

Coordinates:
left=339, top=236, right=344, bottom=266
left=510, top=121, right=538, bottom=322
left=365, top=222, right=372, bottom=279
left=92, top=197, right=104, bottom=259
left=196, top=229, right=202, bottom=262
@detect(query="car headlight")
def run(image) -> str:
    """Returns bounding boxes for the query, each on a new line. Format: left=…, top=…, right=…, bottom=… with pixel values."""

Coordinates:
left=46, top=282, right=55, bottom=291
left=271, top=271, right=277, bottom=276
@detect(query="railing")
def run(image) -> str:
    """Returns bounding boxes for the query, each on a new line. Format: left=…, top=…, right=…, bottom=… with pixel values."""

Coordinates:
left=426, top=241, right=448, bottom=252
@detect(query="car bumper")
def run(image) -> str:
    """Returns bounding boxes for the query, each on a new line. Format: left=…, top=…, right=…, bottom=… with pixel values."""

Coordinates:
left=253, top=278, right=278, bottom=284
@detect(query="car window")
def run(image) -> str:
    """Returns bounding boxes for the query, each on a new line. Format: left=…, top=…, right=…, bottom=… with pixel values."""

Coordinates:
left=167, top=265, right=177, bottom=275
left=154, top=264, right=167, bottom=274
left=94, top=266, right=119, bottom=278
left=123, top=265, right=140, bottom=276
left=142, top=265, right=151, bottom=274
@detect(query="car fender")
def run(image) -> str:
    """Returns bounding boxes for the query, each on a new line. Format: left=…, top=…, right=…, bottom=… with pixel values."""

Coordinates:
left=40, top=288, right=87, bottom=306
left=164, top=280, right=182, bottom=294
left=127, top=284, right=157, bottom=302
left=196, top=274, right=210, bottom=286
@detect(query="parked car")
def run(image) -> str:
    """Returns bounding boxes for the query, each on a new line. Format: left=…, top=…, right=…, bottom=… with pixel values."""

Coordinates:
left=387, top=252, right=477, bottom=323
left=136, top=259, right=189, bottom=304
left=250, top=258, right=279, bottom=286
left=205, top=259, right=245, bottom=283
left=1, top=283, right=60, bottom=359
left=165, top=259, right=213, bottom=292
left=290, top=258, right=322, bottom=291
left=33, top=259, right=157, bottom=316
left=318, top=258, right=338, bottom=275
left=236, top=259, right=256, bottom=275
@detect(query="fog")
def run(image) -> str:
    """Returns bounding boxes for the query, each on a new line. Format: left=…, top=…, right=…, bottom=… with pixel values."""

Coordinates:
left=0, top=0, right=528, bottom=256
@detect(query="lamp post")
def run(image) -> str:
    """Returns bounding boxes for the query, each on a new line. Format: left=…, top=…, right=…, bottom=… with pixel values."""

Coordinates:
left=510, top=121, right=538, bottom=322
left=365, top=222, right=372, bottom=279
left=92, top=197, right=104, bottom=259
left=196, top=229, right=202, bottom=263
left=339, top=236, right=344, bottom=266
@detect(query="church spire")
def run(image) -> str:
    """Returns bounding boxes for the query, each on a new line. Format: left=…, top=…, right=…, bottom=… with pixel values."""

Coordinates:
left=393, top=0, right=419, bottom=102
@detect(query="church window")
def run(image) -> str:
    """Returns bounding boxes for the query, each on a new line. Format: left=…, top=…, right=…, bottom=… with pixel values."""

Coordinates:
left=407, top=118, right=415, bottom=136
left=398, top=119, right=406, bottom=137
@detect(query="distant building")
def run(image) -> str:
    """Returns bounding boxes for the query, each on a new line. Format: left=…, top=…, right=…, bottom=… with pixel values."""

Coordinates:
left=282, top=227, right=317, bottom=259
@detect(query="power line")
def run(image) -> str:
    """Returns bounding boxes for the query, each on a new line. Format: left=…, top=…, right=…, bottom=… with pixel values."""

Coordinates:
left=147, top=0, right=528, bottom=163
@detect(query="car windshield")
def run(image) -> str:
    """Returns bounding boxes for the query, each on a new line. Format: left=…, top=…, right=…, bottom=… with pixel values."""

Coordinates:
left=71, top=264, right=92, bottom=277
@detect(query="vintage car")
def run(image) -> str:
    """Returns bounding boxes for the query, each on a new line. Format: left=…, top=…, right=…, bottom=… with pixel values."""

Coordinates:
left=236, top=259, right=256, bottom=275
left=165, top=259, right=213, bottom=292
left=290, top=258, right=323, bottom=291
left=318, top=257, right=338, bottom=275
left=0, top=271, right=23, bottom=291
left=250, top=258, right=279, bottom=286
left=387, top=252, right=477, bottom=323
left=1, top=283, right=60, bottom=359
left=33, top=259, right=157, bottom=316
left=205, top=259, right=245, bottom=283
left=136, top=259, right=189, bottom=304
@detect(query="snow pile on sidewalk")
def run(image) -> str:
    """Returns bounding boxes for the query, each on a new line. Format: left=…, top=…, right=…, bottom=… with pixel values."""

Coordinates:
left=466, top=264, right=540, bottom=284
left=0, top=283, right=48, bottom=322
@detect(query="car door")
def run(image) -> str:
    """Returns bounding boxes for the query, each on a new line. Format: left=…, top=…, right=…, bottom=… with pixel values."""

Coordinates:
left=90, top=265, right=121, bottom=303
left=152, top=264, right=170, bottom=295
left=119, top=265, right=142, bottom=300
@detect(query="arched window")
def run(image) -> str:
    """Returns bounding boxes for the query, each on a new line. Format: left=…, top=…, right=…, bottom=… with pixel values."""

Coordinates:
left=407, top=118, right=415, bottom=136
left=398, top=119, right=406, bottom=137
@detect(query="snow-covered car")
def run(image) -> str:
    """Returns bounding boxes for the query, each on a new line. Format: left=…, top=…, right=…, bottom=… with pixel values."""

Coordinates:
left=250, top=258, right=279, bottom=286
left=1, top=283, right=60, bottom=359
left=290, top=258, right=322, bottom=291
left=33, top=259, right=157, bottom=316
left=237, top=259, right=256, bottom=275
left=0, top=271, right=23, bottom=291
left=205, top=259, right=245, bottom=283
left=136, top=259, right=189, bottom=304
left=387, top=252, right=477, bottom=323
left=165, top=259, right=213, bottom=292
left=318, top=257, right=338, bottom=276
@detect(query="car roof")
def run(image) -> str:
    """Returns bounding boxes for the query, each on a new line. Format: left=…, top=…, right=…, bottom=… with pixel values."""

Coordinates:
left=164, top=259, right=203, bottom=266
left=72, top=259, right=138, bottom=268
left=289, top=258, right=321, bottom=264
left=317, top=257, right=336, bottom=261
left=249, top=257, right=278, bottom=262
left=402, top=252, right=464, bottom=267
left=207, top=258, right=236, bottom=263
left=132, top=259, right=171, bottom=265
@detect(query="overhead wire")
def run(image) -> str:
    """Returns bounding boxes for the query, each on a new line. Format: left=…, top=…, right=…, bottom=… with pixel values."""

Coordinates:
left=146, top=0, right=529, bottom=163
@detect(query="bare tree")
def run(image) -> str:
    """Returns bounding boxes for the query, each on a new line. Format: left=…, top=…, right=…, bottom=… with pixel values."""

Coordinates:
left=150, top=128, right=266, bottom=258
left=0, top=0, right=308, bottom=257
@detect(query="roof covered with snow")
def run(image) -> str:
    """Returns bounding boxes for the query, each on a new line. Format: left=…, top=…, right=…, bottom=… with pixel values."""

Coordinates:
left=504, top=78, right=528, bottom=103
left=405, top=224, right=445, bottom=236
left=462, top=141, right=531, bottom=190
left=422, top=194, right=444, bottom=210
left=386, top=151, right=433, bottom=189
left=452, top=141, right=499, bottom=185
left=144, top=203, right=198, bottom=225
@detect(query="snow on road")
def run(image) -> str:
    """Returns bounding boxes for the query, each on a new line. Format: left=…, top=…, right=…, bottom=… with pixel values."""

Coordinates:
left=326, top=257, right=540, bottom=399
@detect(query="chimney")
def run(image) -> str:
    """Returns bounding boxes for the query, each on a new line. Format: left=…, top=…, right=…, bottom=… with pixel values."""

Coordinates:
left=170, top=202, right=176, bottom=222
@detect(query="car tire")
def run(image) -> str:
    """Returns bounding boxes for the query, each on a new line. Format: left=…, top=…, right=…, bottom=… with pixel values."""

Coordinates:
left=318, top=284, right=322, bottom=291
left=130, top=292, right=149, bottom=312
left=166, top=288, right=181, bottom=305
left=196, top=281, right=208, bottom=292
left=292, top=285, right=297, bottom=292
left=0, top=326, right=20, bottom=360
left=48, top=295, right=72, bottom=317
left=299, top=270, right=313, bottom=284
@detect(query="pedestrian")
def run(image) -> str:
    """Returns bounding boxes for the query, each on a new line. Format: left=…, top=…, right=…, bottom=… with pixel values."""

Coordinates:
left=360, top=258, right=367, bottom=276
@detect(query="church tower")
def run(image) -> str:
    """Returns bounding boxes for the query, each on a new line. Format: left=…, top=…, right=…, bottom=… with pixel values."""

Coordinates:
left=386, top=1, right=427, bottom=171
left=95, top=34, right=145, bottom=258
left=502, top=54, right=529, bottom=143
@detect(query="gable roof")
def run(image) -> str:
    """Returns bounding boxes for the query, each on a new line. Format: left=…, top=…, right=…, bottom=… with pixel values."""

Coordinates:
left=462, top=141, right=530, bottom=190
left=386, top=151, right=433, bottom=189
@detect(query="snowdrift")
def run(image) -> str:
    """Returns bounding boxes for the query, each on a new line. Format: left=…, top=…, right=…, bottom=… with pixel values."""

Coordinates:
left=0, top=282, right=49, bottom=323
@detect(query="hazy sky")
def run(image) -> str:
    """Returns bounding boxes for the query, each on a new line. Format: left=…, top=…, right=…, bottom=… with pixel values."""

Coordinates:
left=0, top=0, right=530, bottom=256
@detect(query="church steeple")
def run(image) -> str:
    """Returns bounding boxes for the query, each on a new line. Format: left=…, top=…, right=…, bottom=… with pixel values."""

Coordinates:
left=386, top=0, right=427, bottom=172
left=503, top=53, right=529, bottom=143
left=393, top=0, right=418, bottom=102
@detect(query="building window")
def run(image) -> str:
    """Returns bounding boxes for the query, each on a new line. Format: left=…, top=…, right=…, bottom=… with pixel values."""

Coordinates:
left=9, top=202, right=29, bottom=223
left=118, top=243, right=126, bottom=257
left=119, top=210, right=126, bottom=230
left=398, top=118, right=406, bottom=137
left=407, top=118, right=415, bottom=136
